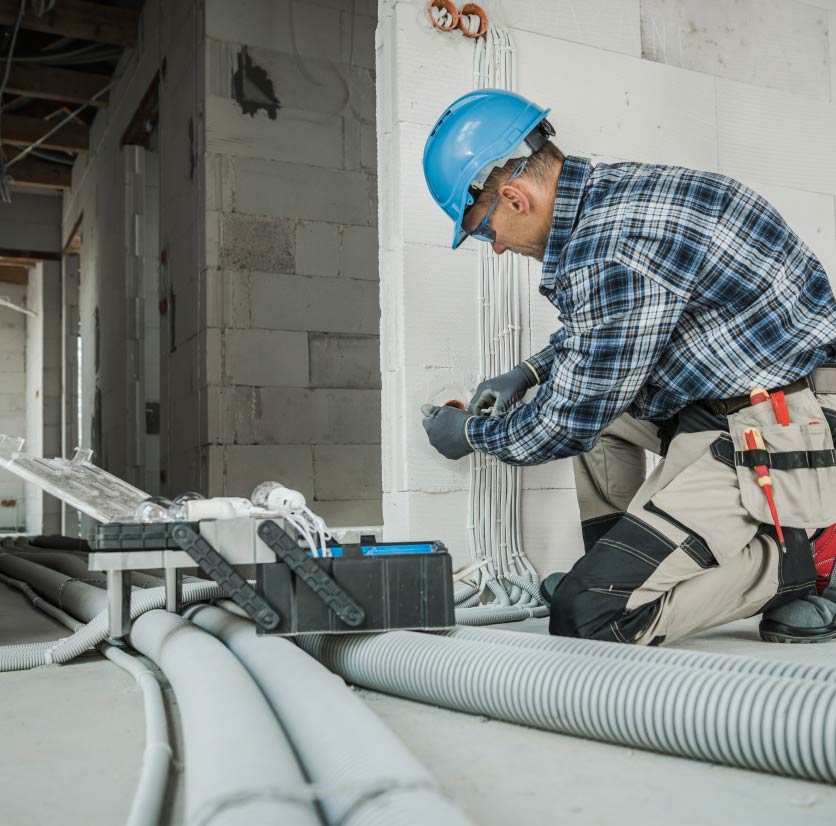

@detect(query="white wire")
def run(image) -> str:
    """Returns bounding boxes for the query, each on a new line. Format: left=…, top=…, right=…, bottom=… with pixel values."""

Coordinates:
left=458, top=22, right=545, bottom=618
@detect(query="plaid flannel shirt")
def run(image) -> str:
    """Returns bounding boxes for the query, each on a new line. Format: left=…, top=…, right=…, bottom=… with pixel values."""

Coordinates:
left=467, top=156, right=836, bottom=465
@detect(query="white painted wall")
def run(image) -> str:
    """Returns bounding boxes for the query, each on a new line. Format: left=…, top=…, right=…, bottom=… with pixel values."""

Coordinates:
left=378, top=0, right=836, bottom=572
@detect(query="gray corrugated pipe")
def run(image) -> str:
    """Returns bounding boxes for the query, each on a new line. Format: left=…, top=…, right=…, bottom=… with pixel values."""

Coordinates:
left=185, top=603, right=474, bottom=826
left=1, top=553, right=322, bottom=826
left=0, top=553, right=224, bottom=670
left=455, top=604, right=550, bottom=624
left=0, top=568, right=171, bottom=826
left=130, top=610, right=322, bottom=826
left=298, top=630, right=836, bottom=783
left=439, top=626, right=836, bottom=683
left=11, top=548, right=165, bottom=589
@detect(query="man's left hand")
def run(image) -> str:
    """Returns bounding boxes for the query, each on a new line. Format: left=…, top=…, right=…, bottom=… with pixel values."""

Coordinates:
left=421, top=404, right=474, bottom=460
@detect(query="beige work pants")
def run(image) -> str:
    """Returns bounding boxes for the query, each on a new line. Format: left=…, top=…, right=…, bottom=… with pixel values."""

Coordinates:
left=551, top=396, right=833, bottom=644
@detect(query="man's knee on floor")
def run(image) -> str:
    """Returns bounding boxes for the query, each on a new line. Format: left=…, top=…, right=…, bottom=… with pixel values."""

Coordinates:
left=548, top=570, right=660, bottom=643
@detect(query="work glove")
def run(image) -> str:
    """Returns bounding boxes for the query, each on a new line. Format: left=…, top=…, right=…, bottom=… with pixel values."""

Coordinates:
left=469, top=364, right=537, bottom=416
left=421, top=404, right=474, bottom=460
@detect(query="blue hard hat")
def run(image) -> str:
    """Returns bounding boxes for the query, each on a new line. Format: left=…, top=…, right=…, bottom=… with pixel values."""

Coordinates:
left=423, top=89, right=552, bottom=249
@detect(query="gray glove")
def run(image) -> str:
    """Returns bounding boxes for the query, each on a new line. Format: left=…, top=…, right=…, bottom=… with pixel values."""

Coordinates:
left=421, top=404, right=474, bottom=460
left=469, top=364, right=537, bottom=416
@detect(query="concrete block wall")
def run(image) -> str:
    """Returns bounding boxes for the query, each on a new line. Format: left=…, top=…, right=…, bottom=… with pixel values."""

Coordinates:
left=202, top=0, right=382, bottom=525
left=0, top=284, right=28, bottom=531
left=378, top=0, right=836, bottom=572
left=62, top=0, right=206, bottom=498
left=24, top=262, right=62, bottom=535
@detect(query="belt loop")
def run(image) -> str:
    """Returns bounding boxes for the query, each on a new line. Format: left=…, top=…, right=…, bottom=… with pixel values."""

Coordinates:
left=804, top=371, right=816, bottom=393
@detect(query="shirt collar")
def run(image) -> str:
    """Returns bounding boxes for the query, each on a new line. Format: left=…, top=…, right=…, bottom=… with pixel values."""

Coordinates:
left=540, top=156, right=592, bottom=290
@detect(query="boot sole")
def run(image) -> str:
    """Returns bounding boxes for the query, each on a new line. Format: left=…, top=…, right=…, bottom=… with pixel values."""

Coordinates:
left=759, top=621, right=836, bottom=644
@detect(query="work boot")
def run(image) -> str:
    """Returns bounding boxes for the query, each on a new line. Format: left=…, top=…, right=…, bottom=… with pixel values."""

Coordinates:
left=539, top=572, right=565, bottom=606
left=759, top=526, right=836, bottom=644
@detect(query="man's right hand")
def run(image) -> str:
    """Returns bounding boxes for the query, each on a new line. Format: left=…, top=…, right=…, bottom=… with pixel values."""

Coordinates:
left=469, top=364, right=538, bottom=416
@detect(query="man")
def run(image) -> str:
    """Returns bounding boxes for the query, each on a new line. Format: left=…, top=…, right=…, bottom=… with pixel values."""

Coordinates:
left=421, top=88, right=836, bottom=645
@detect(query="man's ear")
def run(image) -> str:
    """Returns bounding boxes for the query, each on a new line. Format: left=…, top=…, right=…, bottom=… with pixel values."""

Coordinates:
left=499, top=184, right=531, bottom=216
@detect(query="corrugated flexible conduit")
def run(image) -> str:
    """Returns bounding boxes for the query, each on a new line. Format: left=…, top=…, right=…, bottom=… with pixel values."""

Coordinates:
left=298, top=630, right=836, bottom=784
left=185, top=602, right=474, bottom=826
left=0, top=554, right=321, bottom=826
left=0, top=553, right=223, bottom=670
left=0, top=568, right=171, bottom=826
left=439, top=625, right=836, bottom=683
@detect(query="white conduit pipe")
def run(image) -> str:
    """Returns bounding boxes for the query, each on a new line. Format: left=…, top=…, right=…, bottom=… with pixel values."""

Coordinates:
left=0, top=568, right=171, bottom=826
left=0, top=554, right=321, bottom=826
left=0, top=553, right=223, bottom=670
left=185, top=603, right=474, bottom=826
left=130, top=611, right=322, bottom=826
left=299, top=630, right=836, bottom=784
left=458, top=23, right=545, bottom=623
left=439, top=626, right=836, bottom=683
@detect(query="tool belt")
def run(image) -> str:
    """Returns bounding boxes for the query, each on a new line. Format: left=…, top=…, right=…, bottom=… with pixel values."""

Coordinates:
left=705, top=363, right=836, bottom=416
left=712, top=364, right=836, bottom=528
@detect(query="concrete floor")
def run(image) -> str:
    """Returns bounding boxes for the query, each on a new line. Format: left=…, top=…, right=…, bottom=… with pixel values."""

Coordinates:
left=1, top=582, right=835, bottom=825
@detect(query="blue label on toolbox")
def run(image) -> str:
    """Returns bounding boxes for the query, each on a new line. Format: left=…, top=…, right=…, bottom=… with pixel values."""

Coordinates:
left=326, top=542, right=437, bottom=557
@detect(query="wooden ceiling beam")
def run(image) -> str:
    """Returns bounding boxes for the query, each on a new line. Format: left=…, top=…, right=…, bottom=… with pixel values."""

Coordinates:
left=0, top=266, right=29, bottom=285
left=0, top=248, right=61, bottom=263
left=2, top=114, right=88, bottom=153
left=0, top=0, right=138, bottom=48
left=5, top=64, right=110, bottom=108
left=1, top=150, right=71, bottom=190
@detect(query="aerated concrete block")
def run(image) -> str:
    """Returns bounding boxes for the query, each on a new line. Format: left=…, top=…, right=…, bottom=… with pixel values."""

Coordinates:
left=340, top=225, right=378, bottom=279
left=515, top=31, right=718, bottom=170
left=310, top=498, right=383, bottom=527
left=400, top=242, right=479, bottom=370
left=249, top=273, right=378, bottom=335
left=235, top=157, right=372, bottom=224
left=314, top=444, right=381, bottom=501
left=512, top=0, right=641, bottom=56
left=296, top=222, right=340, bottom=277
left=309, top=333, right=381, bottom=388
left=521, top=489, right=585, bottom=577
left=206, top=96, right=344, bottom=168
left=205, top=0, right=342, bottom=58
left=218, top=213, right=295, bottom=272
left=383, top=490, right=471, bottom=568
left=717, top=79, right=836, bottom=195
left=224, top=329, right=309, bottom=386
left=238, top=386, right=381, bottom=445
left=220, top=443, right=315, bottom=500
left=640, top=0, right=830, bottom=99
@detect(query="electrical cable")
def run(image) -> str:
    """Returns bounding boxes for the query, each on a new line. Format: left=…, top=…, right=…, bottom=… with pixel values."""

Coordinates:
left=457, top=22, right=544, bottom=623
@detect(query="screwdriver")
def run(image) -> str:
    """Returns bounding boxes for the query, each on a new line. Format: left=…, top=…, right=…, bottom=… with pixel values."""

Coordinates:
left=743, top=425, right=787, bottom=553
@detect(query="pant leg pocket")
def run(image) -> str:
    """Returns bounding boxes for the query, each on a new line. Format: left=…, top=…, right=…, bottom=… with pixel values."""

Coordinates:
left=643, top=431, right=759, bottom=564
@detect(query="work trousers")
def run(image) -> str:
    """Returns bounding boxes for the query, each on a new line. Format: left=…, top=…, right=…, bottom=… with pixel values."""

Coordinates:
left=550, top=390, right=836, bottom=645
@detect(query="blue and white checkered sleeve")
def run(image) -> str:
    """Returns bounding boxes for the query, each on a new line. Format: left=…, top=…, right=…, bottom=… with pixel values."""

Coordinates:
left=466, top=262, right=686, bottom=465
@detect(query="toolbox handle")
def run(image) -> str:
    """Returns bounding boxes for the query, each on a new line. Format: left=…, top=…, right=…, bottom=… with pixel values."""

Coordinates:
left=171, top=523, right=281, bottom=631
left=257, top=520, right=366, bottom=627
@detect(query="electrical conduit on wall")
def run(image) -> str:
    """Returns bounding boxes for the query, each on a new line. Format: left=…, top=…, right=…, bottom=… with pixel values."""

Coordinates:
left=456, top=22, right=547, bottom=623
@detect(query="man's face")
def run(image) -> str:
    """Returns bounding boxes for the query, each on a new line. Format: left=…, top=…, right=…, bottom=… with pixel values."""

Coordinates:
left=461, top=182, right=550, bottom=261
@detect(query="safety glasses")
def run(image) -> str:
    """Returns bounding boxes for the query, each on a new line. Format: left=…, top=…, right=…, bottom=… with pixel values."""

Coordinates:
left=467, top=157, right=528, bottom=243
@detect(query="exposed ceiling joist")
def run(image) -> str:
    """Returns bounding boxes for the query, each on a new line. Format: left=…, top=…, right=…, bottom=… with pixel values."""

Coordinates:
left=0, top=0, right=138, bottom=48
left=1, top=150, right=71, bottom=189
left=5, top=63, right=110, bottom=108
left=0, top=247, right=61, bottom=262
left=0, top=266, right=28, bottom=285
left=2, top=113, right=88, bottom=152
